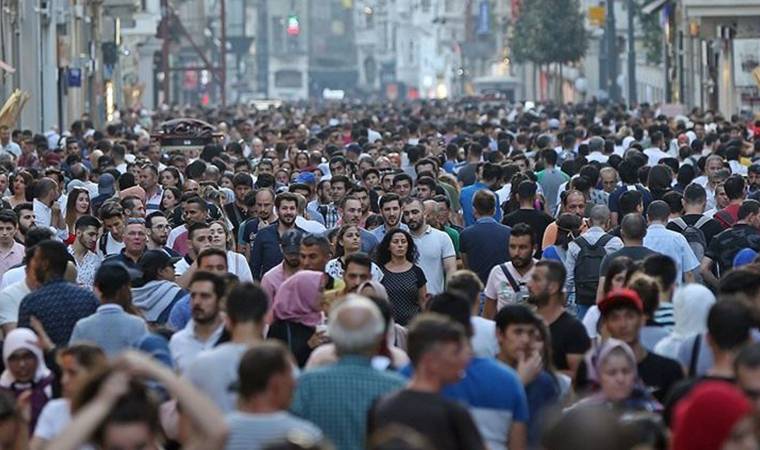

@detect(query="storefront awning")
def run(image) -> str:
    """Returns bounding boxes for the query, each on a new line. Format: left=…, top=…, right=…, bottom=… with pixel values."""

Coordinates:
left=642, top=0, right=669, bottom=15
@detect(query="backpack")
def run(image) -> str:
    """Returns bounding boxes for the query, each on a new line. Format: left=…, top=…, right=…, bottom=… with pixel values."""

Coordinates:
left=573, top=234, right=613, bottom=306
left=670, top=216, right=710, bottom=261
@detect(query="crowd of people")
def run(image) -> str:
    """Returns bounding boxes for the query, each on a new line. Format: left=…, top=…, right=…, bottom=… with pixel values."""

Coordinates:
left=0, top=99, right=756, bottom=450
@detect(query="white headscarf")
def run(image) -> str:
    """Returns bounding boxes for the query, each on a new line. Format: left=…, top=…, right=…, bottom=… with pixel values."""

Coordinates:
left=0, top=328, right=51, bottom=387
left=672, top=284, right=715, bottom=339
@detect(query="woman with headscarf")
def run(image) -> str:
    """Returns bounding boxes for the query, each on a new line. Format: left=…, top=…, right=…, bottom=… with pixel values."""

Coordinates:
left=267, top=270, right=332, bottom=367
left=0, top=328, right=55, bottom=433
left=569, top=339, right=660, bottom=413
left=654, top=283, right=715, bottom=360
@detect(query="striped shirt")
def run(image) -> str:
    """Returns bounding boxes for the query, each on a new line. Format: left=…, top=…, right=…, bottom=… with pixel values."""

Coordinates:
left=224, top=411, right=322, bottom=450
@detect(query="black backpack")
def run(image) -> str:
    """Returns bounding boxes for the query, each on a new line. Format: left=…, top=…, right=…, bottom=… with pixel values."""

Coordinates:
left=573, top=234, right=613, bottom=306
left=669, top=216, right=710, bottom=261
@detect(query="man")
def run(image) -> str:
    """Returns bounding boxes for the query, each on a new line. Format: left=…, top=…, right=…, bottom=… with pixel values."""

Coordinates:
left=186, top=282, right=270, bottom=413
left=502, top=180, right=554, bottom=248
left=403, top=198, right=456, bottom=295
left=120, top=195, right=146, bottom=219
left=600, top=167, right=619, bottom=194
left=169, top=247, right=227, bottom=331
left=586, top=288, right=684, bottom=402
left=145, top=211, right=177, bottom=255
left=69, top=263, right=148, bottom=357
left=666, top=183, right=723, bottom=252
left=461, top=190, right=511, bottom=285
left=343, top=253, right=373, bottom=293
left=564, top=205, right=623, bottom=317
left=139, top=164, right=162, bottom=212
left=167, top=195, right=208, bottom=256
left=238, top=188, right=276, bottom=255
left=131, top=249, right=185, bottom=324
left=330, top=175, right=351, bottom=204
left=32, top=177, right=65, bottom=237
left=250, top=192, right=303, bottom=279
left=0, top=125, right=21, bottom=158
left=536, top=149, right=570, bottom=215
left=12, top=203, right=35, bottom=245
left=460, top=162, right=502, bottom=226
left=456, top=142, right=482, bottom=186
left=0, top=227, right=53, bottom=290
left=17, top=240, right=99, bottom=346
left=292, top=296, right=405, bottom=450
left=98, top=202, right=126, bottom=257
left=0, top=211, right=24, bottom=278
left=106, top=218, right=147, bottom=272
left=495, top=304, right=561, bottom=446
left=348, top=186, right=373, bottom=227
left=735, top=343, right=760, bottom=416
left=299, top=234, right=332, bottom=272
left=541, top=190, right=588, bottom=249
left=392, top=173, right=413, bottom=200
left=369, top=193, right=408, bottom=242
left=714, top=174, right=746, bottom=229
left=261, top=229, right=302, bottom=302
left=585, top=136, right=609, bottom=164
left=368, top=314, right=488, bottom=450
left=225, top=172, right=253, bottom=237
left=174, top=222, right=212, bottom=277
left=702, top=199, right=760, bottom=286
left=310, top=180, right=339, bottom=229
left=694, top=154, right=725, bottom=211
left=169, top=270, right=227, bottom=372
left=600, top=213, right=658, bottom=282
left=644, top=200, right=699, bottom=285
left=68, top=215, right=103, bottom=289
left=336, top=195, right=378, bottom=254
left=528, top=260, right=590, bottom=377
left=483, top=223, right=536, bottom=318
left=608, top=159, right=653, bottom=225
left=447, top=270, right=499, bottom=357
left=643, top=131, right=669, bottom=166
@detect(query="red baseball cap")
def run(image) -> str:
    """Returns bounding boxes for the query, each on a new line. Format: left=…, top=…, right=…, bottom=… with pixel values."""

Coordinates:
left=598, top=288, right=643, bottom=315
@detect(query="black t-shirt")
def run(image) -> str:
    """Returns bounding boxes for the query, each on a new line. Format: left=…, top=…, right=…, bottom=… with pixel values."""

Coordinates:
left=599, top=246, right=659, bottom=276
left=705, top=224, right=760, bottom=274
left=549, top=311, right=591, bottom=371
left=666, top=214, right=724, bottom=246
left=368, top=390, right=486, bottom=450
left=502, top=208, right=555, bottom=246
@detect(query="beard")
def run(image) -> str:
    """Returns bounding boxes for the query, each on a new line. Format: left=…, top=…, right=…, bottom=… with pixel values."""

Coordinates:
left=528, top=291, right=550, bottom=308
left=406, top=219, right=422, bottom=232
left=192, top=308, right=217, bottom=324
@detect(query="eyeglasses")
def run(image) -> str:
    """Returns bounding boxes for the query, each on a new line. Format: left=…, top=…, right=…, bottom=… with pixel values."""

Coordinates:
left=152, top=224, right=170, bottom=230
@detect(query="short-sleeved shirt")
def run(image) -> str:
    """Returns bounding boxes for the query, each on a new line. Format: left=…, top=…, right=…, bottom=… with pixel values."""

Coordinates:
left=705, top=224, right=760, bottom=274
left=460, top=218, right=511, bottom=284
left=536, top=168, right=570, bottom=213
left=666, top=214, right=724, bottom=246
left=608, top=184, right=653, bottom=216
left=502, top=208, right=554, bottom=247
left=549, top=311, right=591, bottom=371
left=643, top=224, right=700, bottom=283
left=225, top=411, right=322, bottom=450
left=381, top=265, right=427, bottom=326
left=600, top=246, right=659, bottom=277
left=412, top=226, right=456, bottom=295
left=484, top=261, right=535, bottom=310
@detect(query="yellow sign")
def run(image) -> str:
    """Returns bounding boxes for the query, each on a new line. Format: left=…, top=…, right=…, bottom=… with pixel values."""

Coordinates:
left=588, top=6, right=605, bottom=27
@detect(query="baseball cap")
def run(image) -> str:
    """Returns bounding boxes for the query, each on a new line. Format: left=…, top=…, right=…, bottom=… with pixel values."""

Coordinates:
left=598, top=288, right=643, bottom=315
left=139, top=250, right=181, bottom=275
left=733, top=248, right=758, bottom=268
left=279, top=229, right=304, bottom=255
left=548, top=118, right=561, bottom=130
left=295, top=171, right=316, bottom=185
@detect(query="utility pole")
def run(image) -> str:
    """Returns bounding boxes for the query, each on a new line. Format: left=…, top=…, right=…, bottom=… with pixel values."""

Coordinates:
left=606, top=0, right=620, bottom=102
left=627, top=0, right=636, bottom=105
left=219, top=0, right=227, bottom=107
left=91, top=0, right=103, bottom=128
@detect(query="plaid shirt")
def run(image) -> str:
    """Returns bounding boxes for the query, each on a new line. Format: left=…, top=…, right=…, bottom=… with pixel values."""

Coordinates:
left=291, top=356, right=405, bottom=450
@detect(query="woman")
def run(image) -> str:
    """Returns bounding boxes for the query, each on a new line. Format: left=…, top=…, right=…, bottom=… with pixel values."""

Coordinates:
left=377, top=229, right=427, bottom=326
left=218, top=172, right=234, bottom=190
left=30, top=344, right=107, bottom=450
left=160, top=186, right=181, bottom=217
left=64, top=187, right=91, bottom=245
left=267, top=271, right=333, bottom=367
left=570, top=339, right=660, bottom=413
left=208, top=220, right=253, bottom=282
left=5, top=170, right=32, bottom=208
left=0, top=328, right=56, bottom=433
left=159, top=167, right=182, bottom=189
left=542, top=213, right=583, bottom=263
left=325, top=225, right=383, bottom=282
left=654, top=284, right=715, bottom=360
left=294, top=151, right=310, bottom=171
left=647, top=165, right=673, bottom=201
left=582, top=257, right=636, bottom=339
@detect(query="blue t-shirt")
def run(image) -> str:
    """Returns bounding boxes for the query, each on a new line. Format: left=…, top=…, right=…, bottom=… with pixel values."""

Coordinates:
left=524, top=371, right=560, bottom=445
left=460, top=182, right=502, bottom=227
left=460, top=218, right=511, bottom=284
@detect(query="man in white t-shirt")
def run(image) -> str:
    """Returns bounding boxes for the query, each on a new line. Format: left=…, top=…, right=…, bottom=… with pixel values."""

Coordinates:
left=483, top=224, right=537, bottom=319
left=403, top=198, right=456, bottom=295
left=643, top=131, right=670, bottom=166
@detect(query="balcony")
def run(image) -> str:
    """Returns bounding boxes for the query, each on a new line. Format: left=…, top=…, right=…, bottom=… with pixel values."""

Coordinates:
left=681, top=0, right=760, bottom=17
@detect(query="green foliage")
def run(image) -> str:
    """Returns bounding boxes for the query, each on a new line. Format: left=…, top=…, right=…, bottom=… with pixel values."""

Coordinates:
left=511, top=0, right=588, bottom=65
left=635, top=7, right=663, bottom=65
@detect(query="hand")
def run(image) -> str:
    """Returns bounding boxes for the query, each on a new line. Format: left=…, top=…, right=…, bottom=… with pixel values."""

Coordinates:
left=97, top=370, right=131, bottom=404
left=307, top=330, right=330, bottom=349
left=50, top=202, right=60, bottom=213
left=30, top=316, right=54, bottom=351
left=516, top=350, right=543, bottom=385
left=16, top=390, right=32, bottom=424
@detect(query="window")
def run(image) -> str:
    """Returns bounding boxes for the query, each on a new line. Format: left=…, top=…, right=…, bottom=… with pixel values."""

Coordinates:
left=275, top=70, right=303, bottom=88
left=271, top=16, right=284, bottom=53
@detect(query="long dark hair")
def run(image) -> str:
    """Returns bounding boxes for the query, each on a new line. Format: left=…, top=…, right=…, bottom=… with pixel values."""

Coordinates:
left=602, top=256, right=636, bottom=296
left=375, top=229, right=419, bottom=266
left=65, top=187, right=91, bottom=231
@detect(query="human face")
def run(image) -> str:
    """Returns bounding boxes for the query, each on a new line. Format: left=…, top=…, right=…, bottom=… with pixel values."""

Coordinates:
left=183, top=203, right=206, bottom=224
left=364, top=172, right=379, bottom=188
left=183, top=180, right=200, bottom=195
left=598, top=351, right=636, bottom=402
left=330, top=162, right=346, bottom=176
left=341, top=227, right=361, bottom=254
left=610, top=271, right=627, bottom=291
left=148, top=145, right=161, bottom=164
left=564, top=193, right=586, bottom=216
left=403, top=201, right=425, bottom=232
left=706, top=159, right=723, bottom=179
left=749, top=172, right=760, bottom=191
left=60, top=354, right=86, bottom=399
left=601, top=172, right=618, bottom=193
left=0, top=220, right=15, bottom=245
left=300, top=244, right=330, bottom=272
left=75, top=192, right=90, bottom=214
left=139, top=167, right=157, bottom=190
left=527, top=266, right=552, bottom=307
left=128, top=200, right=146, bottom=218
left=435, top=201, right=450, bottom=226
left=160, top=170, right=178, bottom=188
left=102, top=422, right=157, bottom=450
left=331, top=182, right=347, bottom=202
left=77, top=225, right=99, bottom=251
left=17, top=208, right=34, bottom=234
left=190, top=280, right=220, bottom=324
left=190, top=228, right=211, bottom=256
left=716, top=186, right=729, bottom=209
left=162, top=190, right=177, bottom=210
left=0, top=174, right=7, bottom=194
left=353, top=191, right=370, bottom=214
left=737, top=365, right=760, bottom=416
left=198, top=254, right=227, bottom=274
left=208, top=223, right=227, bottom=249
left=255, top=192, right=274, bottom=220
left=381, top=200, right=401, bottom=228
left=394, top=180, right=412, bottom=199
left=12, top=175, right=26, bottom=195
left=7, top=349, right=37, bottom=383
left=344, top=262, right=371, bottom=293
left=382, top=175, right=394, bottom=192
left=389, top=232, right=409, bottom=260
left=417, top=184, right=433, bottom=200
left=148, top=216, right=169, bottom=246
left=509, top=234, right=534, bottom=270
left=103, top=216, right=125, bottom=240
left=277, top=200, right=297, bottom=227
left=416, top=163, right=435, bottom=176
left=722, top=417, right=758, bottom=450
left=498, top=323, right=538, bottom=365
left=430, top=340, right=470, bottom=384
left=234, top=183, right=252, bottom=204
left=341, top=199, right=362, bottom=226
left=603, top=308, right=643, bottom=345
left=125, top=224, right=146, bottom=254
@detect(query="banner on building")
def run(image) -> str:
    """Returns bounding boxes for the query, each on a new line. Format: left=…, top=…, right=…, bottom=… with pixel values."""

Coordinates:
left=733, top=39, right=760, bottom=87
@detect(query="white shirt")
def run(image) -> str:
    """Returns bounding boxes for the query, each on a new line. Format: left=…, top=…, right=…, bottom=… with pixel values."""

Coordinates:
left=295, top=216, right=326, bottom=234
left=98, top=233, right=125, bottom=258
left=32, top=198, right=53, bottom=228
left=0, top=141, right=21, bottom=158
left=471, top=316, right=499, bottom=358
left=0, top=265, right=24, bottom=289
left=644, top=147, right=670, bottom=166
left=228, top=252, right=253, bottom=282
left=175, top=257, right=191, bottom=276
left=33, top=399, right=74, bottom=442
left=169, top=320, right=225, bottom=373
left=0, top=280, right=30, bottom=326
left=185, top=342, right=248, bottom=413
left=411, top=225, right=456, bottom=295
left=586, top=152, right=609, bottom=163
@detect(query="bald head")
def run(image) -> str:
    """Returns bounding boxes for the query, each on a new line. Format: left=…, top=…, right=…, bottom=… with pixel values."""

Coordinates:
left=328, top=295, right=385, bottom=356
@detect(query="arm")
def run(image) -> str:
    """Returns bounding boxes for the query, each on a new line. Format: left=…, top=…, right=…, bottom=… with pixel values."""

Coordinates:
left=596, top=276, right=606, bottom=304
left=176, top=260, right=198, bottom=289
left=564, top=243, right=578, bottom=297
left=507, top=422, right=528, bottom=450
left=700, top=257, right=719, bottom=289
left=418, top=285, right=428, bottom=310
left=443, top=256, right=456, bottom=280
left=460, top=252, right=470, bottom=270
left=249, top=232, right=265, bottom=280
left=565, top=354, right=585, bottom=380
left=482, top=297, right=497, bottom=320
